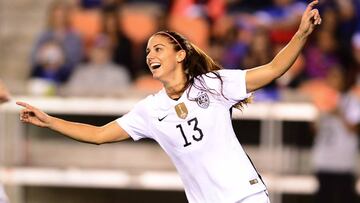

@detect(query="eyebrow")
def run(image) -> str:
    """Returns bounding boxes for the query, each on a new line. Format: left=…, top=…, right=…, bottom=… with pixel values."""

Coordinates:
left=153, top=44, right=165, bottom=48
left=146, top=44, right=165, bottom=52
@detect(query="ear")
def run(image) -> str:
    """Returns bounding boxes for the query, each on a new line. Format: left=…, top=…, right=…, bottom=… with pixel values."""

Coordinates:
left=176, top=50, right=186, bottom=63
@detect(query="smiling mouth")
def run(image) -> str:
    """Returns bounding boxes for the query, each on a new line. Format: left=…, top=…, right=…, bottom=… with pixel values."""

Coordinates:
left=150, top=63, right=161, bottom=70
left=152, top=64, right=161, bottom=69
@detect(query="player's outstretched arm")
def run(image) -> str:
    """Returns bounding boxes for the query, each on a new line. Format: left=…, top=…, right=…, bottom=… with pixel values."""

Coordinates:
left=17, top=101, right=130, bottom=144
left=245, top=0, right=321, bottom=92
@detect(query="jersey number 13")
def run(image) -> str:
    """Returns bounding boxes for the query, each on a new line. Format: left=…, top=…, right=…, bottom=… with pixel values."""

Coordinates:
left=176, top=117, right=204, bottom=147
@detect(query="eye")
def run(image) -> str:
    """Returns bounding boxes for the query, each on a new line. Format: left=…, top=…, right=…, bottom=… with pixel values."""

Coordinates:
left=155, top=47, right=161, bottom=52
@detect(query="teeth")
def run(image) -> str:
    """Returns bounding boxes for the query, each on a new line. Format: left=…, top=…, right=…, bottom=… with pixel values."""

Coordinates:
left=151, top=63, right=161, bottom=69
left=151, top=63, right=160, bottom=67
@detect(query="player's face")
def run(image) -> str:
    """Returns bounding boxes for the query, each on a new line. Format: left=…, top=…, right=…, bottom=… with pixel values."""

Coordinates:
left=146, top=35, right=184, bottom=82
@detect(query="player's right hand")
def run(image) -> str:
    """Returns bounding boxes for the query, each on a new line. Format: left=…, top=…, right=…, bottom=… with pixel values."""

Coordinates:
left=17, top=101, right=51, bottom=128
left=297, top=0, right=321, bottom=38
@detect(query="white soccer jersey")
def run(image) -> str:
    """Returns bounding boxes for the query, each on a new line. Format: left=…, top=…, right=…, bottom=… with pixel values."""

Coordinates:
left=117, top=69, right=266, bottom=203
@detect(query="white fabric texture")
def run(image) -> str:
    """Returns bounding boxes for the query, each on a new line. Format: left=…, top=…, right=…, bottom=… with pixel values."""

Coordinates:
left=236, top=190, right=270, bottom=203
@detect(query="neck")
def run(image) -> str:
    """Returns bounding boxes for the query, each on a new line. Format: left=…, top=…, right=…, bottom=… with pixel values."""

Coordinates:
left=163, top=73, right=188, bottom=99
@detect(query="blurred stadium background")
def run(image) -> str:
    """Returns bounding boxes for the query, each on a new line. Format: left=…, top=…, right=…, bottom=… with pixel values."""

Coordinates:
left=0, top=0, right=359, bottom=203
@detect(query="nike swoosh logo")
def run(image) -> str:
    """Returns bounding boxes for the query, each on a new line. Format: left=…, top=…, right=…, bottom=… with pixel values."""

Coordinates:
left=158, top=115, right=168, bottom=122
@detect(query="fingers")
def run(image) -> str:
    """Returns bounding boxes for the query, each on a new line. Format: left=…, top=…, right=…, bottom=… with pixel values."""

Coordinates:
left=16, top=101, right=40, bottom=114
left=313, top=10, right=322, bottom=25
left=16, top=101, right=33, bottom=109
left=308, top=9, right=322, bottom=25
left=306, top=0, right=319, bottom=13
left=19, top=109, right=35, bottom=123
left=17, top=101, right=40, bottom=123
left=303, top=0, right=321, bottom=26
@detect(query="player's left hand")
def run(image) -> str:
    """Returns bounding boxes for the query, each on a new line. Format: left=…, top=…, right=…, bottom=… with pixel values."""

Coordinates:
left=298, top=0, right=322, bottom=38
left=17, top=101, right=51, bottom=128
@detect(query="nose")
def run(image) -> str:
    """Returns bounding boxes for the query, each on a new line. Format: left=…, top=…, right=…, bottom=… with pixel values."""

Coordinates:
left=146, top=52, right=155, bottom=64
left=146, top=56, right=152, bottom=65
left=146, top=50, right=154, bottom=59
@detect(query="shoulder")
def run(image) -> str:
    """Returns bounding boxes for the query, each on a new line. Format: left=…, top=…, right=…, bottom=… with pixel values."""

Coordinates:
left=199, top=69, right=247, bottom=83
left=216, top=69, right=247, bottom=77
left=202, top=69, right=246, bottom=77
left=71, top=64, right=92, bottom=76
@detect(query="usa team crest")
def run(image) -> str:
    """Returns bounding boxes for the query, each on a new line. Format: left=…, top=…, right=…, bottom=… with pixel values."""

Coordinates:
left=196, top=92, right=210, bottom=109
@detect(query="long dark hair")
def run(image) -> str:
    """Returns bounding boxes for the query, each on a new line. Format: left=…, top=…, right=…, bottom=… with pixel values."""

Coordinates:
left=153, top=31, right=250, bottom=109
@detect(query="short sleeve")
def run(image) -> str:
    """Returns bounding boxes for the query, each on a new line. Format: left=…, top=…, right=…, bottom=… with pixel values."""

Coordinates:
left=116, top=98, right=152, bottom=141
left=218, top=69, right=251, bottom=106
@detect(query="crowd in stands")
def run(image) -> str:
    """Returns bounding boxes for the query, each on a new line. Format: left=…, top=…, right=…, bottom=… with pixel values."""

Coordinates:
left=27, top=0, right=360, bottom=108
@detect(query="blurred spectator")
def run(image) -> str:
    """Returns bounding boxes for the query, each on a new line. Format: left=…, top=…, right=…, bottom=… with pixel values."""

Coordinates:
left=168, top=14, right=210, bottom=51
left=126, top=0, right=171, bottom=12
left=347, top=32, right=360, bottom=89
left=226, top=0, right=272, bottom=13
left=30, top=0, right=83, bottom=84
left=80, top=0, right=102, bottom=9
left=100, top=7, right=134, bottom=80
left=348, top=33, right=360, bottom=105
left=242, top=27, right=273, bottom=68
left=31, top=40, right=67, bottom=83
left=69, top=0, right=101, bottom=57
left=102, top=0, right=125, bottom=9
left=118, top=2, right=162, bottom=79
left=168, top=0, right=222, bottom=51
left=355, top=0, right=360, bottom=32
left=241, top=27, right=279, bottom=101
left=0, top=80, right=10, bottom=103
left=303, top=29, right=341, bottom=79
left=210, top=15, right=252, bottom=69
left=221, top=0, right=307, bottom=75
left=310, top=67, right=360, bottom=203
left=78, top=0, right=124, bottom=9
left=299, top=66, right=341, bottom=113
left=170, top=0, right=226, bottom=24
left=334, top=0, right=358, bottom=64
left=317, top=0, right=358, bottom=72
left=61, top=35, right=130, bottom=97
left=254, top=0, right=306, bottom=44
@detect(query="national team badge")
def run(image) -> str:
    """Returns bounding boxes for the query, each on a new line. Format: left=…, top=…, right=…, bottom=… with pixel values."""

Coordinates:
left=175, top=102, right=188, bottom=119
left=196, top=92, right=210, bottom=109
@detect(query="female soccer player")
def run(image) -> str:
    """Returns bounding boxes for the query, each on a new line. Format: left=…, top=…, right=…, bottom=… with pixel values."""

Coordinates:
left=17, top=1, right=321, bottom=202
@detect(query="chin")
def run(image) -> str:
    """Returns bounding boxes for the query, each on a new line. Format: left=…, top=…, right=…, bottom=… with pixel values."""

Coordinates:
left=150, top=71, right=162, bottom=80
left=151, top=72, right=159, bottom=79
